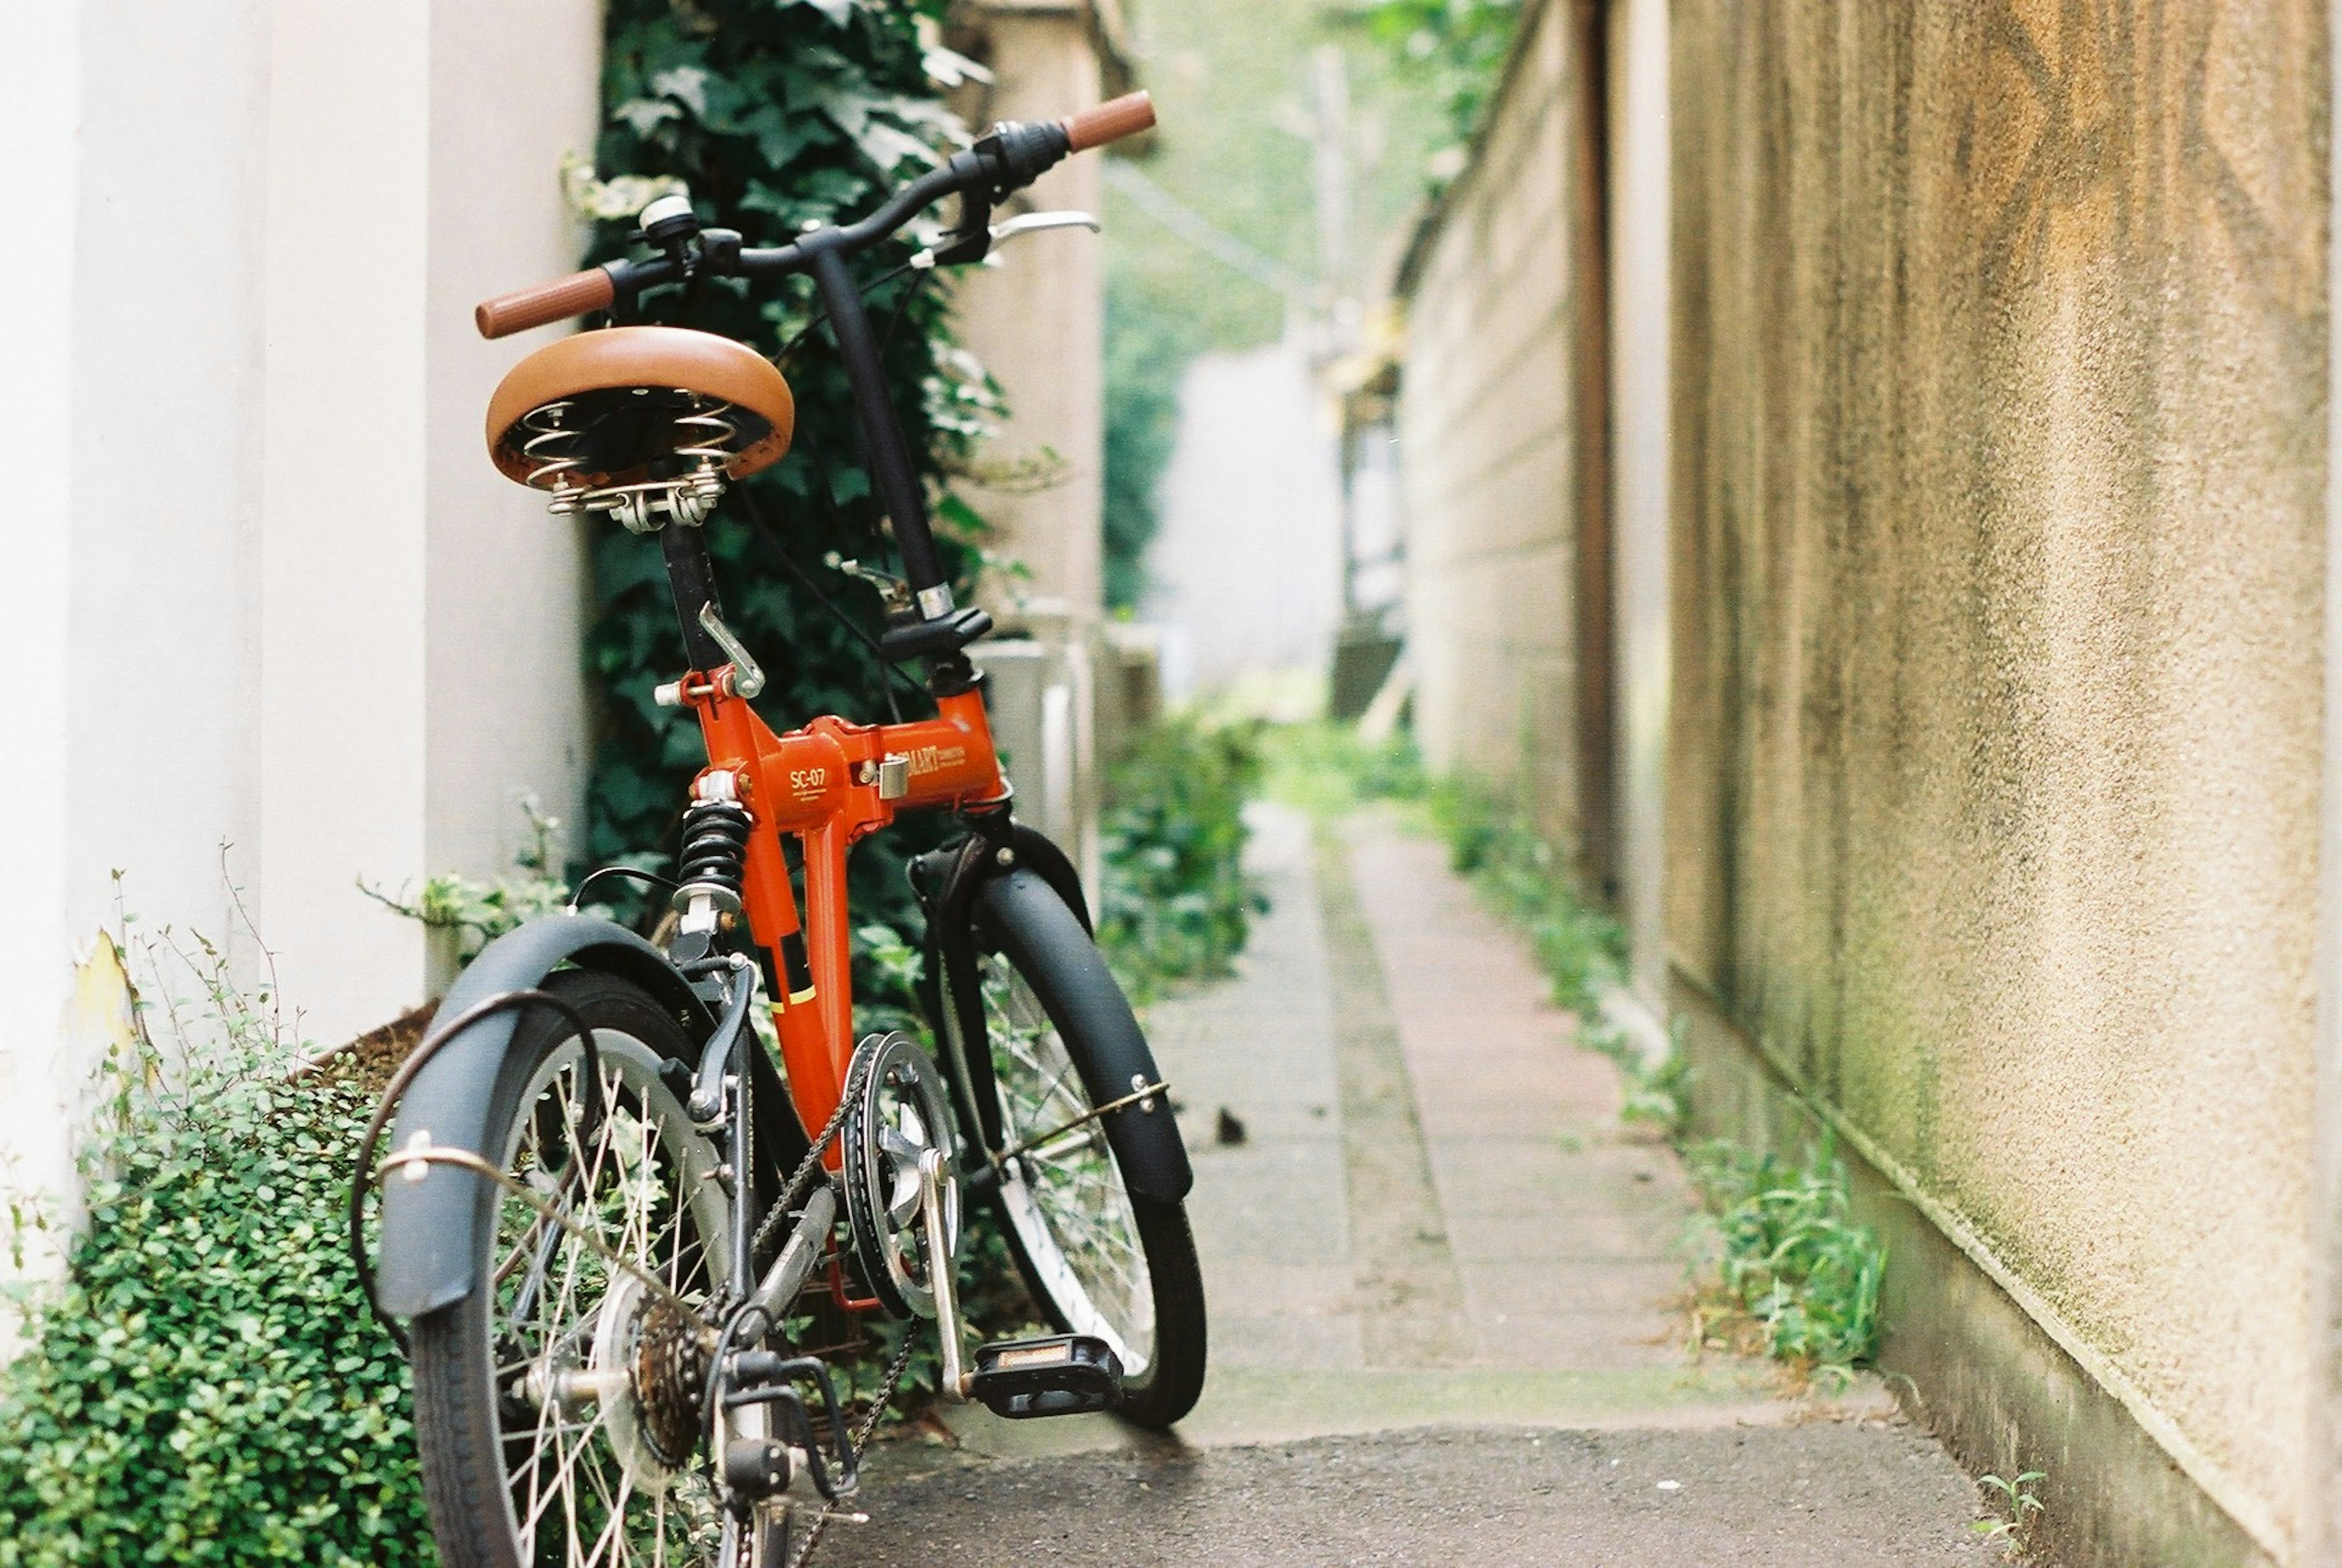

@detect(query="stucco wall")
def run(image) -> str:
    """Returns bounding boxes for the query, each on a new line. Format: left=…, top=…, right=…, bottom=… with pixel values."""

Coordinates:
left=1397, top=0, right=1608, bottom=856
left=0, top=0, right=600, bottom=1281
left=1667, top=1, right=2326, bottom=1552
left=425, top=0, right=604, bottom=908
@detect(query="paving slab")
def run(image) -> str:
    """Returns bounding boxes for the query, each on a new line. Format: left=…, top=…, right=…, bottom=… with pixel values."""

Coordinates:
left=858, top=803, right=1989, bottom=1563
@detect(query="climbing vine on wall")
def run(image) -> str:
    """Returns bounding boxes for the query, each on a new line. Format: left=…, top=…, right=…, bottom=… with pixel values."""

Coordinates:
left=578, top=0, right=997, bottom=937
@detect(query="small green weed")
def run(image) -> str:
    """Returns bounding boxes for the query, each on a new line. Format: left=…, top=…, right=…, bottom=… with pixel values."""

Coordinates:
left=1972, top=1469, right=2047, bottom=1557
left=1683, top=1136, right=1886, bottom=1372
left=359, top=795, right=587, bottom=961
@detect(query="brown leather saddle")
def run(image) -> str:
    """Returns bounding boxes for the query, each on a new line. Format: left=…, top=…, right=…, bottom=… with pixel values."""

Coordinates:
left=484, top=325, right=795, bottom=496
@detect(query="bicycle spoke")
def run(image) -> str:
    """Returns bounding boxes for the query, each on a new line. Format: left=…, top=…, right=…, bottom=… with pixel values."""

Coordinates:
left=979, top=962, right=1159, bottom=1373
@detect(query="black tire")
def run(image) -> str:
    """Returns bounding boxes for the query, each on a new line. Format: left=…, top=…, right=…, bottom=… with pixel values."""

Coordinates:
left=408, top=970, right=740, bottom=1568
left=959, top=878, right=1207, bottom=1428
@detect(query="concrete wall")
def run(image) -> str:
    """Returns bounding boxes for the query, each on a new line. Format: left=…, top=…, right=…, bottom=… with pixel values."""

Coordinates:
left=0, top=0, right=599, bottom=1264
left=1145, top=338, right=1345, bottom=696
left=1394, top=0, right=1612, bottom=870
left=950, top=0, right=1112, bottom=614
left=1667, top=1, right=2326, bottom=1557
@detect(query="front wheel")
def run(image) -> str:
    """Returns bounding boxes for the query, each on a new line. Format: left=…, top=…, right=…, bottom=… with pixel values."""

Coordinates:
left=956, top=875, right=1207, bottom=1428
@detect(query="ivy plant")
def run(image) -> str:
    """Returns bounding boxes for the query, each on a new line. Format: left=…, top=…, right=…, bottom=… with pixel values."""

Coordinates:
left=579, top=0, right=998, bottom=950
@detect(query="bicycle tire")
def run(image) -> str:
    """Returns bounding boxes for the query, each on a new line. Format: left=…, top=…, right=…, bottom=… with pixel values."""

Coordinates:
left=959, top=876, right=1207, bottom=1428
left=408, top=969, right=744, bottom=1568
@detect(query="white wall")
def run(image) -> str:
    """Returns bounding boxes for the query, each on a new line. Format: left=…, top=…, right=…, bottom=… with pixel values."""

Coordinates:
left=0, top=0, right=601, bottom=1265
left=1145, top=338, right=1344, bottom=694
left=426, top=0, right=603, bottom=900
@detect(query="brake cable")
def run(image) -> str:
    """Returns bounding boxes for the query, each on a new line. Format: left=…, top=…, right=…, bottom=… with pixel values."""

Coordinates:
left=731, top=476, right=920, bottom=724
left=773, top=258, right=922, bottom=375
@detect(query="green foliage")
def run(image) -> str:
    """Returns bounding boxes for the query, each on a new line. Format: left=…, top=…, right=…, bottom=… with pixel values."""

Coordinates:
left=1101, top=286, right=1195, bottom=612
left=579, top=0, right=991, bottom=938
left=1098, top=715, right=1267, bottom=996
left=1353, top=0, right=1525, bottom=170
left=1683, top=1136, right=1887, bottom=1372
left=0, top=931, right=426, bottom=1567
left=1261, top=718, right=1425, bottom=817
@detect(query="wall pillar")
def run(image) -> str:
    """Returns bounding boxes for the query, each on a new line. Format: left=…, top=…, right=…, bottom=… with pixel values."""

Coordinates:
left=1606, top=0, right=1669, bottom=1014
left=257, top=4, right=434, bottom=1043
left=2312, top=0, right=2342, bottom=1549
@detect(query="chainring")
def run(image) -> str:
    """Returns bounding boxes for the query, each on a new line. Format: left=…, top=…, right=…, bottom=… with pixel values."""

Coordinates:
left=839, top=1032, right=960, bottom=1319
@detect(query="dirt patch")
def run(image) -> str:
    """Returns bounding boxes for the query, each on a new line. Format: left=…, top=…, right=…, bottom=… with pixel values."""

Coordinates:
left=307, top=1003, right=437, bottom=1095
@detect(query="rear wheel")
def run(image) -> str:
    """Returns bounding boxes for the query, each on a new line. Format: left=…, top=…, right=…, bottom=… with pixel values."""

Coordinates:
left=958, top=877, right=1207, bottom=1428
left=407, top=970, right=742, bottom=1568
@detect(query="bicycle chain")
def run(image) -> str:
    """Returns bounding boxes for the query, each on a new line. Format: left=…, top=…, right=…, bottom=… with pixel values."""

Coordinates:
left=751, top=1045, right=874, bottom=1263
left=782, top=1330, right=919, bottom=1568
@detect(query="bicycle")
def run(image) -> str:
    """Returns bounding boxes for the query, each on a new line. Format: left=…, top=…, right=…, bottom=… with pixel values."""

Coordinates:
left=351, top=90, right=1204, bottom=1568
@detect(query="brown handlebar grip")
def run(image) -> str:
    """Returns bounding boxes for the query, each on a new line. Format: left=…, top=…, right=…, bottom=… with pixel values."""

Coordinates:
left=474, top=268, right=617, bottom=340
left=1061, top=90, right=1156, bottom=153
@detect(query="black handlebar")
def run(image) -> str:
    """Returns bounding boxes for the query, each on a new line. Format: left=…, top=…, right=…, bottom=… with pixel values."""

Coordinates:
left=598, top=115, right=1076, bottom=314
left=478, top=94, right=1155, bottom=626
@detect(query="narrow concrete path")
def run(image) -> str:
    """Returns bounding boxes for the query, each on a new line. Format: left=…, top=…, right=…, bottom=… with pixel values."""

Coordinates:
left=851, top=804, right=1992, bottom=1565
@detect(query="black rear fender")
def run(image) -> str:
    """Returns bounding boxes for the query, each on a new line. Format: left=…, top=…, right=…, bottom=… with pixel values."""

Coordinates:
left=373, top=915, right=792, bottom=1319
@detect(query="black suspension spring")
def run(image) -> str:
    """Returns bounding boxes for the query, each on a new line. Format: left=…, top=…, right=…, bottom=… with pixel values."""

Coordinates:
left=676, top=797, right=754, bottom=899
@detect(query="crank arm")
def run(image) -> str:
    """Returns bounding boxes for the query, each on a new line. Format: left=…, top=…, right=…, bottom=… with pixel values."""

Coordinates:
left=919, top=1147, right=973, bottom=1402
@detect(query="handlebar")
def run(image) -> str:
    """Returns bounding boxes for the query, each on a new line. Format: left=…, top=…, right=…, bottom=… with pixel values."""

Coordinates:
left=1063, top=91, right=1156, bottom=152
left=473, top=91, right=1155, bottom=340
left=475, top=267, right=618, bottom=339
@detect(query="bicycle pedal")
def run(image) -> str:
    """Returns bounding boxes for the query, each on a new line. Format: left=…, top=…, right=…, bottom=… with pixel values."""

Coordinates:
left=967, top=1334, right=1123, bottom=1419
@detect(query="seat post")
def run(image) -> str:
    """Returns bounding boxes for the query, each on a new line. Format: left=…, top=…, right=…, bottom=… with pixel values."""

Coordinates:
left=661, top=521, right=732, bottom=674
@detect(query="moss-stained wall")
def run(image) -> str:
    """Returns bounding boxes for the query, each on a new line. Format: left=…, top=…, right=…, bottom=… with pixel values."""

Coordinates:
left=1397, top=0, right=1610, bottom=864
left=1668, top=0, right=2326, bottom=1551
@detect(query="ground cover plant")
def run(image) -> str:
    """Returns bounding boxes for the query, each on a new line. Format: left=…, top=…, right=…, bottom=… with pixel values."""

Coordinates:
left=0, top=917, right=428, bottom=1567
left=1681, top=1137, right=1885, bottom=1372
left=1098, top=713, right=1267, bottom=998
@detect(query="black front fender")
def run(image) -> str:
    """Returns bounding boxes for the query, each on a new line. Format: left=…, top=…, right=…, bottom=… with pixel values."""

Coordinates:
left=374, top=915, right=715, bottom=1319
left=920, top=831, right=1192, bottom=1203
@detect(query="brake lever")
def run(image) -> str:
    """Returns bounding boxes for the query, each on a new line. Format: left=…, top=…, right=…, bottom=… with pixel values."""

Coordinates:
left=989, top=210, right=1102, bottom=244
left=913, top=209, right=1103, bottom=272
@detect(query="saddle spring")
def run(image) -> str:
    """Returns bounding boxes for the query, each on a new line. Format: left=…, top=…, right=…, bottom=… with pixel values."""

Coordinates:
left=519, top=401, right=587, bottom=491
left=670, top=395, right=741, bottom=473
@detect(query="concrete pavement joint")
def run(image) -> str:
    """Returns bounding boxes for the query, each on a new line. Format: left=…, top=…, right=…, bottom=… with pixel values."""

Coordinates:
left=1312, top=824, right=1475, bottom=1369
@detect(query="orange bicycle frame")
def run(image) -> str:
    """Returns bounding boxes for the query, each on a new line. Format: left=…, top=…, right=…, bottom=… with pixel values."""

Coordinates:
left=674, top=666, right=1009, bottom=1145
